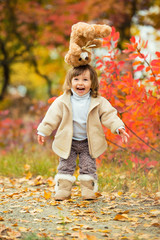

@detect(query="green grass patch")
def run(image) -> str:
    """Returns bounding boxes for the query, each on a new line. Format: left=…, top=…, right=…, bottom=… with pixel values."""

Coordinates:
left=0, top=145, right=58, bottom=178
left=0, top=146, right=159, bottom=194
left=22, top=233, right=50, bottom=240
left=97, top=158, right=160, bottom=193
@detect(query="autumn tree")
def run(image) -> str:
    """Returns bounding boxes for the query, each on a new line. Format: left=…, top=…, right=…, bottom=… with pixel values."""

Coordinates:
left=83, top=0, right=159, bottom=47
left=96, top=28, right=160, bottom=167
left=0, top=0, right=86, bottom=100
left=1, top=0, right=159, bottom=100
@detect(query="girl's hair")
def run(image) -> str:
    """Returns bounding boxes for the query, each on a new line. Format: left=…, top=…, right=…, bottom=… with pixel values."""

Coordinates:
left=63, top=64, right=99, bottom=98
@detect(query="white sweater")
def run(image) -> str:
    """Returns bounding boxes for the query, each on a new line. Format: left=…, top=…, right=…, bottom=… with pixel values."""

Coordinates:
left=71, top=89, right=91, bottom=140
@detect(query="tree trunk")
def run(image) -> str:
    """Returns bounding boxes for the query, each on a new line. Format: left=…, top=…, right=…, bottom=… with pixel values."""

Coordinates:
left=0, top=63, right=10, bottom=101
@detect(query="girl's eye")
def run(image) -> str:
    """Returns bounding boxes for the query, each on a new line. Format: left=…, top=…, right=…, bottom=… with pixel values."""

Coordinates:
left=84, top=79, right=88, bottom=81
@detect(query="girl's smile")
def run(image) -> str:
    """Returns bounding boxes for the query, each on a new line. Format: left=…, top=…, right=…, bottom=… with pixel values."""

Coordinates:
left=71, top=70, right=92, bottom=96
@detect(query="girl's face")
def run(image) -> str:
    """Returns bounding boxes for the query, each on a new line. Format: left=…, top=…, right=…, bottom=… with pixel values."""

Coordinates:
left=71, top=70, right=92, bottom=96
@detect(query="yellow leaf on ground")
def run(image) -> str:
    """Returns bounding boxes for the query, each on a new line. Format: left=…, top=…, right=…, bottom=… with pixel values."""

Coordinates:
left=47, top=177, right=54, bottom=187
left=155, top=192, right=160, bottom=198
left=97, top=229, right=110, bottom=233
left=1, top=226, right=21, bottom=238
left=56, top=227, right=65, bottom=231
left=130, top=193, right=137, bottom=198
left=12, top=223, right=18, bottom=227
left=57, top=206, right=63, bottom=210
left=118, top=210, right=129, bottom=214
left=31, top=208, right=43, bottom=213
left=64, top=217, right=72, bottom=223
left=71, top=227, right=81, bottom=231
left=95, top=192, right=102, bottom=197
left=34, top=176, right=43, bottom=185
left=78, top=231, right=86, bottom=239
left=117, top=191, right=123, bottom=196
left=151, top=221, right=160, bottom=228
left=48, top=215, right=57, bottom=218
left=150, top=209, right=160, bottom=216
left=86, top=234, right=97, bottom=240
left=114, top=214, right=128, bottom=221
left=44, top=191, right=51, bottom=200
left=18, top=227, right=28, bottom=232
left=25, top=172, right=32, bottom=180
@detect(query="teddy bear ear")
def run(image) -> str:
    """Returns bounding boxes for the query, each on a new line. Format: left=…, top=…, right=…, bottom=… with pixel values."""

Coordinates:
left=71, top=24, right=76, bottom=31
left=64, top=53, right=71, bottom=64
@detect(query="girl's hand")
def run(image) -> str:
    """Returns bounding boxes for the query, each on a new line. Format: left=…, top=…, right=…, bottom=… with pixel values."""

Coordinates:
left=119, top=128, right=130, bottom=143
left=37, top=134, right=45, bottom=145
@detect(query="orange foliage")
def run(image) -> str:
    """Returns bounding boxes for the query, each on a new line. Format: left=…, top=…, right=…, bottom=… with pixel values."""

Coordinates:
left=96, top=27, right=160, bottom=166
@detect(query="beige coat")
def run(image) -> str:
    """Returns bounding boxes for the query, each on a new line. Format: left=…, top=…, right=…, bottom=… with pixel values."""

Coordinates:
left=37, top=92, right=124, bottom=159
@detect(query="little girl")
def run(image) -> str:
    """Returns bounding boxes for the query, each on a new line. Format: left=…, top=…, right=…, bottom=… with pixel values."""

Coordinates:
left=37, top=64, right=129, bottom=200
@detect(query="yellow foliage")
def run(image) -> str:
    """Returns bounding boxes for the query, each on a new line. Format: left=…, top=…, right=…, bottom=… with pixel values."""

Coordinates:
left=10, top=45, right=67, bottom=98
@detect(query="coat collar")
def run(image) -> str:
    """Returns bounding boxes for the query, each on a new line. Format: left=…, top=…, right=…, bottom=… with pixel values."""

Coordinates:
left=60, top=91, right=100, bottom=113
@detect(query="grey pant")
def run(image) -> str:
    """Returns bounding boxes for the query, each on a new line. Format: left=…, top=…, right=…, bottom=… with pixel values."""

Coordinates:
left=58, top=139, right=97, bottom=179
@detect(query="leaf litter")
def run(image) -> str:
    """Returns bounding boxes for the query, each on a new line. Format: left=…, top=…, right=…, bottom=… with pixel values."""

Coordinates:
left=0, top=176, right=160, bottom=240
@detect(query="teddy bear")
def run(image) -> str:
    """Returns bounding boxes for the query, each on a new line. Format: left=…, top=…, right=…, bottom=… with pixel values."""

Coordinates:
left=65, top=22, right=111, bottom=67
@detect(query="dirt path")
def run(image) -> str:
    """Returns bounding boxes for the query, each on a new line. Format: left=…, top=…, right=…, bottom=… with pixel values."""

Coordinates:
left=0, top=176, right=160, bottom=240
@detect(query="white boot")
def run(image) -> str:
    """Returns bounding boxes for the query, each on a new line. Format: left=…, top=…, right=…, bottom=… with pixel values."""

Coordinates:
left=78, top=174, right=98, bottom=200
left=54, top=174, right=76, bottom=201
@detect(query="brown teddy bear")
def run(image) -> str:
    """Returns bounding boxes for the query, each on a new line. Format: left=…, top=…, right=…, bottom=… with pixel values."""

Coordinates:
left=65, top=22, right=111, bottom=67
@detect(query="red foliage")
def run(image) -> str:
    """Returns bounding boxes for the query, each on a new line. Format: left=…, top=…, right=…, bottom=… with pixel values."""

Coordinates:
left=97, top=27, right=160, bottom=166
left=48, top=96, right=57, bottom=104
left=0, top=101, right=49, bottom=154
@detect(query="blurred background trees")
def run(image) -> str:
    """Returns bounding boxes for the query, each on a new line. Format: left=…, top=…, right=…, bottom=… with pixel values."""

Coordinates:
left=0, top=0, right=160, bottom=100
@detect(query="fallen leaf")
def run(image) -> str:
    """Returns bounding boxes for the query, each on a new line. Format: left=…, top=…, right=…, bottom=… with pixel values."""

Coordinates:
left=12, top=223, right=18, bottom=227
left=56, top=226, right=67, bottom=231
left=130, top=193, right=137, bottom=198
left=86, top=234, right=97, bottom=240
left=117, top=191, right=123, bottom=196
left=18, top=227, right=28, bottom=232
left=38, top=232, right=48, bottom=238
left=110, top=195, right=116, bottom=200
left=44, top=191, right=51, bottom=200
left=114, top=214, right=128, bottom=221
left=118, top=210, right=129, bottom=214
left=34, top=176, right=43, bottom=185
left=48, top=215, right=57, bottom=218
left=0, top=225, right=21, bottom=239
left=47, top=177, right=55, bottom=187
left=95, top=192, right=102, bottom=197
left=30, top=208, right=43, bottom=214
left=97, top=229, right=110, bottom=233
left=25, top=172, right=32, bottom=180
left=155, top=192, right=160, bottom=199
left=57, top=206, right=63, bottom=210
left=0, top=217, right=4, bottom=221
left=150, top=209, right=160, bottom=216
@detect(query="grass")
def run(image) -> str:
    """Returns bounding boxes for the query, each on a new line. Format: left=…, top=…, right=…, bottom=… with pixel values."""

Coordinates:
left=97, top=158, right=160, bottom=193
left=22, top=233, right=50, bottom=240
left=0, top=144, right=58, bottom=178
left=0, top=145, right=159, bottom=194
